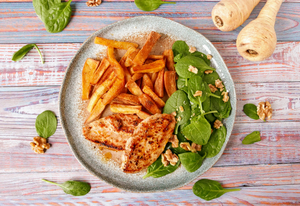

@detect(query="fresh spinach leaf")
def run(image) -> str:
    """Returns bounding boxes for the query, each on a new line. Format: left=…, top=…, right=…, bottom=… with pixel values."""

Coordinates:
left=12, top=44, right=44, bottom=64
left=177, top=77, right=188, bottom=94
left=174, top=53, right=183, bottom=63
left=190, top=51, right=211, bottom=66
left=179, top=152, right=206, bottom=172
left=188, top=76, right=211, bottom=104
left=211, top=90, right=231, bottom=120
left=42, top=179, right=91, bottom=196
left=44, top=0, right=72, bottom=33
left=202, top=126, right=227, bottom=158
left=135, top=0, right=176, bottom=11
left=143, top=156, right=180, bottom=178
left=163, top=90, right=191, bottom=134
left=202, top=71, right=220, bottom=85
left=175, top=55, right=215, bottom=79
left=193, top=179, right=240, bottom=201
left=242, top=131, right=261, bottom=144
left=172, top=40, right=190, bottom=57
left=182, top=115, right=211, bottom=145
left=202, top=97, right=216, bottom=122
left=33, top=0, right=61, bottom=21
left=35, top=110, right=57, bottom=138
left=243, top=104, right=259, bottom=120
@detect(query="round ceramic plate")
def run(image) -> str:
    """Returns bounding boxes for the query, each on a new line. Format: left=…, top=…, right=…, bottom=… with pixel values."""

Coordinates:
left=59, top=16, right=236, bottom=193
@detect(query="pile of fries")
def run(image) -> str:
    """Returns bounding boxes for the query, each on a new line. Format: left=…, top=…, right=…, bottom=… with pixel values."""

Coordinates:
left=82, top=31, right=177, bottom=124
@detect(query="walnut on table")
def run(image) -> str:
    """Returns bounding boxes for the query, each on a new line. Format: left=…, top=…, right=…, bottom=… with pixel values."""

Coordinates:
left=257, top=101, right=273, bottom=121
left=30, top=136, right=50, bottom=154
left=86, top=0, right=102, bottom=7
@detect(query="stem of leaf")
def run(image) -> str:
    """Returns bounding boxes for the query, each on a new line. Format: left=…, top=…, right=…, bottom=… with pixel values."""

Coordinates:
left=203, top=110, right=217, bottom=116
left=225, top=188, right=241, bottom=192
left=198, top=97, right=204, bottom=114
left=185, top=79, right=188, bottom=86
left=161, top=1, right=176, bottom=4
left=42, top=179, right=60, bottom=186
left=209, top=93, right=220, bottom=99
left=33, top=44, right=44, bottom=64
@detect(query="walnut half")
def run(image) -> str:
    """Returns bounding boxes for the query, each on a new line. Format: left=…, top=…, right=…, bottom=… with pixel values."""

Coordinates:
left=162, top=149, right=179, bottom=166
left=86, top=0, right=102, bottom=7
left=257, top=101, right=273, bottom=121
left=30, top=136, right=50, bottom=154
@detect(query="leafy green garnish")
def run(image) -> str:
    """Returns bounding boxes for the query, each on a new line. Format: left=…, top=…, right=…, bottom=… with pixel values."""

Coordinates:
left=179, top=152, right=206, bottom=172
left=12, top=44, right=44, bottom=64
left=193, top=179, right=240, bottom=201
left=143, top=156, right=180, bottom=179
left=243, top=103, right=259, bottom=120
left=33, top=0, right=61, bottom=21
left=163, top=90, right=191, bottom=134
left=177, top=77, right=189, bottom=94
left=211, top=90, right=231, bottom=120
left=172, top=40, right=190, bottom=57
left=190, top=51, right=211, bottom=66
left=134, top=0, right=175, bottom=11
left=202, top=71, right=220, bottom=85
left=242, top=131, right=261, bottom=144
left=35, top=110, right=57, bottom=138
left=42, top=179, right=91, bottom=196
left=202, top=126, right=227, bottom=158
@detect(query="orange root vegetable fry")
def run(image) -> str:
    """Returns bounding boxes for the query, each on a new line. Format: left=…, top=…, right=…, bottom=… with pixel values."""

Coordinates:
left=136, top=78, right=142, bottom=88
left=112, top=93, right=141, bottom=106
left=144, top=59, right=154, bottom=64
left=102, top=78, right=125, bottom=105
left=137, top=111, right=151, bottom=120
left=85, top=99, right=106, bottom=124
left=154, top=69, right=164, bottom=98
left=138, top=94, right=161, bottom=115
left=147, top=55, right=164, bottom=60
left=141, top=74, right=153, bottom=91
left=131, top=73, right=143, bottom=82
left=119, top=47, right=137, bottom=68
left=132, top=31, right=161, bottom=65
left=164, top=71, right=177, bottom=97
left=110, top=104, right=142, bottom=114
left=107, top=47, right=125, bottom=80
left=132, top=59, right=165, bottom=74
left=123, top=67, right=132, bottom=83
left=127, top=80, right=143, bottom=96
left=163, top=50, right=175, bottom=71
left=90, top=58, right=110, bottom=85
left=95, top=66, right=115, bottom=91
left=124, top=48, right=140, bottom=67
left=82, top=58, right=100, bottom=100
left=211, top=0, right=260, bottom=32
left=236, top=0, right=283, bottom=61
left=142, top=85, right=165, bottom=108
left=87, top=73, right=116, bottom=112
left=94, top=37, right=138, bottom=50
left=150, top=72, right=158, bottom=84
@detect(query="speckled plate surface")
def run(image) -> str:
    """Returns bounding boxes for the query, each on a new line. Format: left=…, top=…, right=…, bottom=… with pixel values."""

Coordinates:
left=59, top=16, right=236, bottom=193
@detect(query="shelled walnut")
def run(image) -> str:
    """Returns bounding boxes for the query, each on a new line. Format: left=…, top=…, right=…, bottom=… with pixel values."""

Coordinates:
left=86, top=0, right=102, bottom=7
left=257, top=101, right=273, bottom=121
left=30, top=136, right=50, bottom=154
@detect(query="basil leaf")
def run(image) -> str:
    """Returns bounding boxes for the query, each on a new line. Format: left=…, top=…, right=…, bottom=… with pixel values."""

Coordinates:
left=172, top=40, right=190, bottom=57
left=182, top=115, right=211, bottom=145
left=202, top=71, right=220, bottom=85
left=177, top=77, right=188, bottom=94
left=35, top=110, right=57, bottom=138
left=143, top=156, right=180, bottom=179
left=33, top=0, right=61, bottom=21
left=134, top=0, right=175, bottom=11
left=44, top=0, right=72, bottom=33
left=243, top=103, right=259, bottom=120
left=175, top=55, right=215, bottom=79
left=193, top=179, right=240, bottom=201
left=202, top=126, right=227, bottom=158
left=42, top=179, right=91, bottom=196
left=211, top=90, right=231, bottom=120
left=12, top=44, right=44, bottom=64
left=163, top=90, right=191, bottom=134
left=242, top=131, right=261, bottom=144
left=179, top=152, right=206, bottom=173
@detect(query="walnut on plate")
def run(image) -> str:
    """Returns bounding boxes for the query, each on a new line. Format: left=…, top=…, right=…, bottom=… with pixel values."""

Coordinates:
left=162, top=149, right=179, bottom=166
left=30, top=136, right=50, bottom=154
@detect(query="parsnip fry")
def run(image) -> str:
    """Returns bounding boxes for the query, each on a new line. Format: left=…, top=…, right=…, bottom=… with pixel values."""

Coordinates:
left=154, top=69, right=164, bottom=98
left=138, top=94, right=161, bottom=115
left=110, top=104, right=142, bottom=114
left=147, top=55, right=164, bottom=60
left=132, top=59, right=165, bottom=74
left=102, top=78, right=125, bottom=105
left=137, top=111, right=151, bottom=120
left=93, top=66, right=115, bottom=93
left=127, top=80, right=143, bottom=96
left=107, top=47, right=125, bottom=79
left=90, top=58, right=110, bottom=85
left=119, top=47, right=137, bottom=68
left=112, top=93, right=141, bottom=106
left=85, top=99, right=106, bottom=124
left=141, top=74, right=153, bottom=91
left=132, top=31, right=161, bottom=66
left=142, top=85, right=165, bottom=108
left=124, top=48, right=140, bottom=67
left=150, top=72, right=158, bottom=84
left=164, top=71, right=177, bottom=97
left=82, top=58, right=100, bottom=100
left=94, top=37, right=138, bottom=50
left=163, top=49, right=175, bottom=71
left=87, top=73, right=116, bottom=112
left=131, top=73, right=143, bottom=82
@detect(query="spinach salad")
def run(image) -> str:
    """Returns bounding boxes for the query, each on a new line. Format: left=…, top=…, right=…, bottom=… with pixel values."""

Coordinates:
left=144, top=40, right=232, bottom=178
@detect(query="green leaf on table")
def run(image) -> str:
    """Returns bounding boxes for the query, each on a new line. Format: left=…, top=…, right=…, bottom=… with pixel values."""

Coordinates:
left=143, top=156, right=180, bottom=179
left=35, top=110, right=57, bottom=138
left=193, top=179, right=240, bottom=201
left=12, top=44, right=44, bottom=64
left=179, top=152, right=206, bottom=172
left=243, top=103, right=259, bottom=120
left=134, top=0, right=176, bottom=12
left=242, top=131, right=261, bottom=145
left=33, top=0, right=61, bottom=21
left=42, top=179, right=91, bottom=196
left=202, top=126, right=227, bottom=158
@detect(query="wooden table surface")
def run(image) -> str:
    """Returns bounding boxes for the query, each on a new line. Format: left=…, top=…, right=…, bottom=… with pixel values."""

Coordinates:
left=1, top=0, right=300, bottom=205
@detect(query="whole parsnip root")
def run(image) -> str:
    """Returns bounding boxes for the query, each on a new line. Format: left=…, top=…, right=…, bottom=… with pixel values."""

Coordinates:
left=236, top=0, right=283, bottom=61
left=212, top=0, right=260, bottom=31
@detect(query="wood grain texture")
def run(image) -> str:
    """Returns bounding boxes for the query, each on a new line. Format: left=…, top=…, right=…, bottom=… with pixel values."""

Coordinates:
left=0, top=2, right=299, bottom=43
left=1, top=0, right=300, bottom=2
left=2, top=42, right=300, bottom=86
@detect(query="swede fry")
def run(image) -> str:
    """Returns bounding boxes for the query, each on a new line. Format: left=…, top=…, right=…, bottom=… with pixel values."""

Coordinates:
left=90, top=58, right=110, bottom=85
left=85, top=99, right=106, bottom=124
left=141, top=74, right=153, bottom=91
left=112, top=93, right=141, bottom=106
left=163, top=49, right=175, bottom=71
left=164, top=71, right=177, bottom=97
left=110, top=104, right=142, bottom=114
left=142, top=85, right=165, bottom=108
left=82, top=58, right=100, bottom=100
left=127, top=80, right=143, bottom=96
left=154, top=69, right=164, bottom=98
left=137, top=111, right=151, bottom=119
left=94, top=37, right=138, bottom=50
left=132, top=59, right=165, bottom=74
left=138, top=94, right=161, bottom=115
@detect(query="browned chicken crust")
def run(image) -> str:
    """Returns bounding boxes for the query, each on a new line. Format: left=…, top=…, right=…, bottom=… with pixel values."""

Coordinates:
left=121, top=113, right=176, bottom=173
left=82, top=113, right=142, bottom=150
